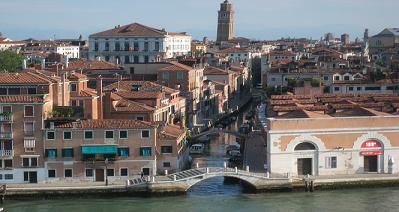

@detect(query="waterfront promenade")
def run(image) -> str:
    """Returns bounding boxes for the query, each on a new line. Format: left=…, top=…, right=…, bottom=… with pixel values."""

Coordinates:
left=4, top=169, right=399, bottom=200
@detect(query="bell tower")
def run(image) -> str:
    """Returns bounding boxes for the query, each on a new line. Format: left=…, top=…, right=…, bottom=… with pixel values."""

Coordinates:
left=216, top=0, right=234, bottom=44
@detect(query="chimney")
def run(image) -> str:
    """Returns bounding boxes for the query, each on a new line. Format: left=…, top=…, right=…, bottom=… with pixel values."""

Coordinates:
left=41, top=58, right=46, bottom=70
left=50, top=122, right=55, bottom=129
left=96, top=56, right=101, bottom=61
left=64, top=55, right=69, bottom=68
left=22, top=59, right=27, bottom=69
left=96, top=76, right=103, bottom=119
left=72, top=122, right=77, bottom=129
left=104, top=91, right=113, bottom=117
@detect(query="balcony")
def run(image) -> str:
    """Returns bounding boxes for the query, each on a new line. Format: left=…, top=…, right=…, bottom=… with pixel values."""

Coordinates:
left=0, top=132, right=12, bottom=140
left=0, top=113, right=12, bottom=122
left=24, top=130, right=35, bottom=137
left=0, top=150, right=14, bottom=157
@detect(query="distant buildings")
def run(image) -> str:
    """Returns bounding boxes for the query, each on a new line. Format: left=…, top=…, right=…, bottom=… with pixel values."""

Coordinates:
left=216, top=0, right=234, bottom=44
left=88, top=23, right=192, bottom=64
left=22, top=41, right=81, bottom=59
left=369, top=28, right=399, bottom=54
left=341, top=34, right=350, bottom=45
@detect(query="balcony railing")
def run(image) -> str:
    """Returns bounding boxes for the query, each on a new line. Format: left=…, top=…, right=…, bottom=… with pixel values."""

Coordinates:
left=24, top=130, right=35, bottom=136
left=0, top=150, right=14, bottom=157
left=0, top=114, right=12, bottom=122
left=0, top=132, right=12, bottom=139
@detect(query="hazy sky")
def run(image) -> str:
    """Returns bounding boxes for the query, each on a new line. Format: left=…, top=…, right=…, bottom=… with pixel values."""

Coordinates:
left=1, top=0, right=398, bottom=41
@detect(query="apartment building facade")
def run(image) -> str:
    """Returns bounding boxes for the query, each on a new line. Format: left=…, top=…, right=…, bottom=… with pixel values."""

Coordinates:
left=88, top=23, right=192, bottom=64
left=44, top=120, right=158, bottom=182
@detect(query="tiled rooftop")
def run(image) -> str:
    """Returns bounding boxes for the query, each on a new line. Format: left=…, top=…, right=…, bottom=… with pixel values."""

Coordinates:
left=0, top=72, right=52, bottom=84
left=0, top=96, right=45, bottom=103
left=90, top=22, right=188, bottom=37
left=56, top=119, right=155, bottom=129
left=268, top=94, right=399, bottom=118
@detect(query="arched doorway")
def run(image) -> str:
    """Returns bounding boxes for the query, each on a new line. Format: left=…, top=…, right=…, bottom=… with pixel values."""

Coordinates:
left=360, top=140, right=383, bottom=173
left=294, top=142, right=317, bottom=176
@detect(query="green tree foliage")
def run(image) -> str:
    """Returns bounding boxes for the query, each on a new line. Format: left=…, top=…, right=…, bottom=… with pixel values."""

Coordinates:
left=0, top=51, right=25, bottom=72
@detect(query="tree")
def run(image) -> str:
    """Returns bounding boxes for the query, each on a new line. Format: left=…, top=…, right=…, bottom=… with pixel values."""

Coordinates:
left=0, top=51, right=25, bottom=72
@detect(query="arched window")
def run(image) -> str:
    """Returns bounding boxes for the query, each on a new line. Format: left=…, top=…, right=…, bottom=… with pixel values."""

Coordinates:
left=294, top=142, right=316, bottom=151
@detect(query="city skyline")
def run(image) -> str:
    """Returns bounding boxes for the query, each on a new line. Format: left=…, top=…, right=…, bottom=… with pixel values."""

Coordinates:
left=1, top=0, right=398, bottom=40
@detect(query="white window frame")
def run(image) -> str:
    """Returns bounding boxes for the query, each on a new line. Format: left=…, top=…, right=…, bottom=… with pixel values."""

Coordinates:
left=23, top=121, right=35, bottom=136
left=63, top=131, right=72, bottom=140
left=47, top=131, right=55, bottom=140
left=120, top=167, right=129, bottom=177
left=141, top=129, right=150, bottom=139
left=21, top=156, right=39, bottom=168
left=64, top=168, right=73, bottom=178
left=84, top=130, right=94, bottom=140
left=119, top=130, right=128, bottom=139
left=104, top=130, right=114, bottom=140
left=106, top=168, right=115, bottom=177
left=85, top=168, right=94, bottom=178
left=1, top=105, right=12, bottom=113
left=325, top=156, right=337, bottom=169
left=24, top=105, right=34, bottom=117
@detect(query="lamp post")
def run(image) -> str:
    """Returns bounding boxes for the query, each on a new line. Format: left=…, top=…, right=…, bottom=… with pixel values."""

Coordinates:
left=105, top=158, right=109, bottom=186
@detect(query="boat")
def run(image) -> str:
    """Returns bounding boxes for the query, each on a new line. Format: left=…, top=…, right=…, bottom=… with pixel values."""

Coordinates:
left=190, top=144, right=205, bottom=154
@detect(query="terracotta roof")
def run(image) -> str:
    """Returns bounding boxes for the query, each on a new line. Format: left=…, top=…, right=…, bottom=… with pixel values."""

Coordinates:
left=219, top=47, right=249, bottom=54
left=159, top=62, right=194, bottom=72
left=115, top=90, right=161, bottom=99
left=68, top=59, right=119, bottom=70
left=105, top=81, right=162, bottom=91
left=159, top=124, right=185, bottom=139
left=0, top=72, right=51, bottom=84
left=0, top=96, right=44, bottom=103
left=204, top=66, right=229, bottom=75
left=56, top=119, right=155, bottom=129
left=68, top=72, right=87, bottom=80
left=90, top=22, right=188, bottom=37
left=114, top=98, right=155, bottom=112
left=267, top=50, right=297, bottom=56
left=70, top=88, right=98, bottom=98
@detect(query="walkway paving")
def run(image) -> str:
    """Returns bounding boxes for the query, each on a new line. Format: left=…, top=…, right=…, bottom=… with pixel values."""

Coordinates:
left=244, top=132, right=267, bottom=173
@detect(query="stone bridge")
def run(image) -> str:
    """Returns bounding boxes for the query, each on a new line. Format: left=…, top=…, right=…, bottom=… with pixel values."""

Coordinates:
left=192, top=128, right=247, bottom=141
left=127, top=167, right=296, bottom=193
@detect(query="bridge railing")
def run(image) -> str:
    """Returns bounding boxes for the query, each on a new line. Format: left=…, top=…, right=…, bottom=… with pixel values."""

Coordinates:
left=126, top=165, right=292, bottom=187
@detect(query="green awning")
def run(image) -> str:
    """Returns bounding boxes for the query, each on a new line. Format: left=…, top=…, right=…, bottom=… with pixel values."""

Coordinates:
left=81, top=145, right=117, bottom=154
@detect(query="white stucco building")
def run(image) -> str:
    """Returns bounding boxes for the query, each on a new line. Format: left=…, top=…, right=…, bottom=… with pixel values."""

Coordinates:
left=88, top=23, right=192, bottom=64
left=266, top=94, right=399, bottom=177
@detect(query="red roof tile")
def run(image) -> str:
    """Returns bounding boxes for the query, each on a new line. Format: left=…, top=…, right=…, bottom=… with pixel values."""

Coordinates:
left=0, top=96, right=44, bottom=103
left=90, top=23, right=188, bottom=37
left=0, top=72, right=51, bottom=84
left=56, top=119, right=155, bottom=129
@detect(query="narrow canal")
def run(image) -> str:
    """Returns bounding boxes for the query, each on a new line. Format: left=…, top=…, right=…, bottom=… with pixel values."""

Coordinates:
left=4, top=105, right=399, bottom=211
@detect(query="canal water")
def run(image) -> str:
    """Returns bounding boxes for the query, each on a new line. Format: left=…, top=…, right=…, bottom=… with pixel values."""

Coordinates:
left=4, top=106, right=399, bottom=211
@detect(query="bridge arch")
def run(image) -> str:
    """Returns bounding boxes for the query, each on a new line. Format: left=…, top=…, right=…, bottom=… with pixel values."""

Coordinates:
left=184, top=173, right=258, bottom=192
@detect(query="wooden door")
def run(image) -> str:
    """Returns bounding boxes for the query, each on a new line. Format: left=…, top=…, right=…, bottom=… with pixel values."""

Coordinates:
left=297, top=158, right=312, bottom=176
left=95, top=169, right=104, bottom=182
left=364, top=156, right=378, bottom=172
left=29, top=171, right=38, bottom=183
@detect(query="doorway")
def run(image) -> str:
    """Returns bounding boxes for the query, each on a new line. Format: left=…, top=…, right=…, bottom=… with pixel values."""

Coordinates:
left=297, top=158, right=312, bottom=176
left=364, top=156, right=378, bottom=172
left=24, top=171, right=38, bottom=183
left=95, top=169, right=104, bottom=182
